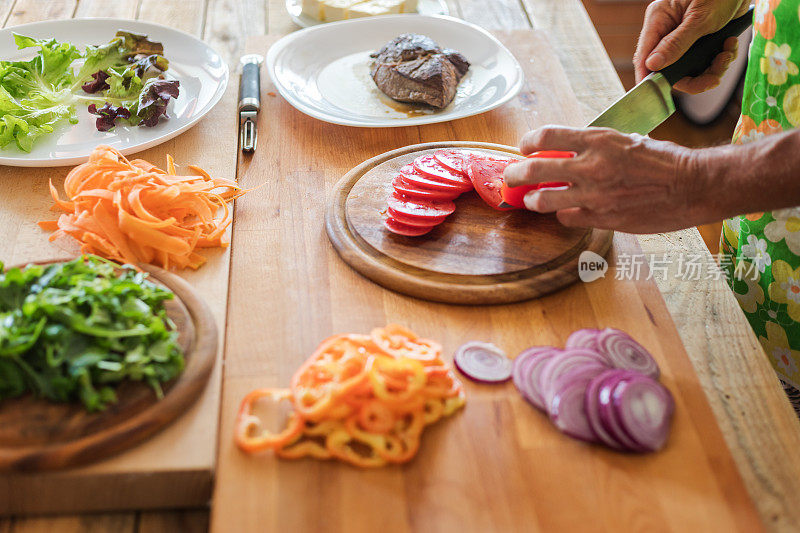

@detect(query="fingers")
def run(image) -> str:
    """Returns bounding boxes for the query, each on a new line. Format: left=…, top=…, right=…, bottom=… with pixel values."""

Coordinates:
left=503, top=157, right=574, bottom=188
left=523, top=188, right=582, bottom=213
left=672, top=37, right=738, bottom=94
left=645, top=10, right=710, bottom=72
left=634, top=1, right=680, bottom=82
left=555, top=207, right=594, bottom=228
left=518, top=125, right=594, bottom=155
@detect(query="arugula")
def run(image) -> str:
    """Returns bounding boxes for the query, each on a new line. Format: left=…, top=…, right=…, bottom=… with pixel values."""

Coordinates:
left=0, top=255, right=184, bottom=411
left=0, top=30, right=180, bottom=152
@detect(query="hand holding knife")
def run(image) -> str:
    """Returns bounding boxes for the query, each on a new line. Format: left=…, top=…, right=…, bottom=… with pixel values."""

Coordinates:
left=498, top=6, right=754, bottom=209
left=239, top=54, right=263, bottom=153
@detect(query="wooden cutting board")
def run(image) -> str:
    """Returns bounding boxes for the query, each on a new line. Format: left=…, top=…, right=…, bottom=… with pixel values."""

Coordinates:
left=0, top=262, right=217, bottom=472
left=210, top=31, right=765, bottom=532
left=0, top=81, right=237, bottom=516
left=327, top=142, right=612, bottom=304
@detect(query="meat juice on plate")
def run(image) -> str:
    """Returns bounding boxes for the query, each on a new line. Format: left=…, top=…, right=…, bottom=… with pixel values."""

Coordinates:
left=316, top=50, right=486, bottom=119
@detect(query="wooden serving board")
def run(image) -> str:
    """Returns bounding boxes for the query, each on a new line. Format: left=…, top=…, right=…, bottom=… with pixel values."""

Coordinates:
left=327, top=142, right=613, bottom=304
left=0, top=262, right=217, bottom=472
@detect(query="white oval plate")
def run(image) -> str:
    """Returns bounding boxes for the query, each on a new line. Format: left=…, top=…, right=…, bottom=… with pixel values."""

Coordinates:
left=266, top=15, right=524, bottom=128
left=285, top=0, right=449, bottom=28
left=0, top=19, right=228, bottom=167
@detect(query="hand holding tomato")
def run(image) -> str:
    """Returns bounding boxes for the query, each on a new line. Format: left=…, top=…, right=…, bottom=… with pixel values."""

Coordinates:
left=502, top=125, right=714, bottom=234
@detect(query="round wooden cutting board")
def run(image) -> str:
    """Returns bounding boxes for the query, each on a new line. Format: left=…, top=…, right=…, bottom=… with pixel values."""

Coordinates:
left=0, top=262, right=217, bottom=472
left=326, top=142, right=613, bottom=304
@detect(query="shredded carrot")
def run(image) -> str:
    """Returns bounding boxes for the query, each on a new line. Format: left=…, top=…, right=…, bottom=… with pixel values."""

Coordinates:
left=39, top=145, right=246, bottom=270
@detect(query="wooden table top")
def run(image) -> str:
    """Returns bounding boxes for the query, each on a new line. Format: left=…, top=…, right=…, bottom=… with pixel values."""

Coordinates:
left=0, top=1, right=798, bottom=532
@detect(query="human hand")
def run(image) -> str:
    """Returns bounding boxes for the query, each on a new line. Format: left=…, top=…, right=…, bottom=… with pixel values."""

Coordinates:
left=503, top=126, right=713, bottom=234
left=633, top=0, right=749, bottom=93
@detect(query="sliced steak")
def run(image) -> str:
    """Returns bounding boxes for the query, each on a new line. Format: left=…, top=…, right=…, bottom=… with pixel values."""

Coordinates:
left=369, top=34, right=470, bottom=109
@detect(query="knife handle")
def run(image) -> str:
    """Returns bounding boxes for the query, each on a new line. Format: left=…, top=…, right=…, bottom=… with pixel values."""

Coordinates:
left=239, top=55, right=262, bottom=112
left=660, top=6, right=754, bottom=86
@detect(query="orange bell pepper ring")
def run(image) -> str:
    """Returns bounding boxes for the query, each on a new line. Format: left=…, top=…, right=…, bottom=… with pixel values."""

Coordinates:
left=235, top=388, right=305, bottom=453
left=369, top=356, right=426, bottom=404
left=371, top=324, right=442, bottom=362
left=326, top=428, right=387, bottom=468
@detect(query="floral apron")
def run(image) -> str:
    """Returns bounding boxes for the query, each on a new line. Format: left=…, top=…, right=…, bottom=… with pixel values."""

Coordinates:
left=721, top=0, right=800, bottom=406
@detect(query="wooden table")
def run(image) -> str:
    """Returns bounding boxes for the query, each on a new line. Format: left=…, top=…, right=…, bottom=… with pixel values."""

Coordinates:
left=1, top=0, right=799, bottom=532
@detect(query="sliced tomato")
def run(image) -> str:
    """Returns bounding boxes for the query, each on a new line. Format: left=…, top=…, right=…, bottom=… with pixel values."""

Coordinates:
left=392, top=176, right=460, bottom=202
left=388, top=206, right=447, bottom=227
left=500, top=151, right=574, bottom=208
left=465, top=157, right=515, bottom=210
left=414, top=154, right=473, bottom=189
left=384, top=217, right=436, bottom=237
left=387, top=193, right=456, bottom=220
left=433, top=149, right=471, bottom=176
left=400, top=164, right=469, bottom=193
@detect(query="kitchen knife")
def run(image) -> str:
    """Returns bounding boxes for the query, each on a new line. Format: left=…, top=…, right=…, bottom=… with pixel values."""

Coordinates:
left=498, top=6, right=754, bottom=208
left=589, top=5, right=754, bottom=134
left=239, top=54, right=263, bottom=153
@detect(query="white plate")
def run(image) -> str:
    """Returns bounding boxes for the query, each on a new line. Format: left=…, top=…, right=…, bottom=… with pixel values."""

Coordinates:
left=285, top=0, right=449, bottom=28
left=0, top=19, right=228, bottom=167
left=266, top=15, right=524, bottom=128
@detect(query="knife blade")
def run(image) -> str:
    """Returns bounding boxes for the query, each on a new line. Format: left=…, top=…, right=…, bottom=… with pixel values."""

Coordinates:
left=239, top=54, right=263, bottom=153
left=497, top=6, right=754, bottom=208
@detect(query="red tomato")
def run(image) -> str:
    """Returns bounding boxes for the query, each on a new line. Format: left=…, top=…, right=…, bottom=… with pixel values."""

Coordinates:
left=400, top=164, right=470, bottom=193
left=388, top=207, right=447, bottom=226
left=392, top=176, right=460, bottom=202
left=465, top=157, right=514, bottom=210
left=387, top=193, right=456, bottom=220
left=413, top=155, right=473, bottom=189
left=433, top=149, right=471, bottom=176
left=384, top=217, right=436, bottom=237
left=500, top=151, right=575, bottom=209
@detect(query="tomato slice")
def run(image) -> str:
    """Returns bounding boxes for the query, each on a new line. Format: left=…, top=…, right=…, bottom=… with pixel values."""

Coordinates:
left=399, top=164, right=469, bottom=193
left=500, top=151, right=575, bottom=209
left=387, top=193, right=456, bottom=219
left=388, top=206, right=447, bottom=226
left=433, top=149, right=471, bottom=176
left=413, top=154, right=473, bottom=189
left=384, top=217, right=436, bottom=237
left=465, top=157, right=515, bottom=210
left=392, top=176, right=460, bottom=202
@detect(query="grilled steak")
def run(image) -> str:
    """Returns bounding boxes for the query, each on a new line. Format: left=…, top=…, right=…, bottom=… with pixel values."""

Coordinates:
left=369, top=34, right=470, bottom=109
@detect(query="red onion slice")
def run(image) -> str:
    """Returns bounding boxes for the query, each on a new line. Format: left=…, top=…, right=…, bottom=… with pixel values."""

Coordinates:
left=539, top=348, right=610, bottom=406
left=512, top=347, right=552, bottom=407
left=612, top=375, right=675, bottom=452
left=597, top=328, right=659, bottom=379
left=584, top=370, right=625, bottom=450
left=565, top=328, right=602, bottom=352
left=548, top=366, right=606, bottom=442
left=454, top=341, right=512, bottom=383
left=519, top=347, right=561, bottom=410
left=596, top=371, right=647, bottom=452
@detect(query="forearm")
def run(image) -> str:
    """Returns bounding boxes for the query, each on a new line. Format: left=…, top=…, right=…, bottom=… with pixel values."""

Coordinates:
left=693, top=129, right=800, bottom=220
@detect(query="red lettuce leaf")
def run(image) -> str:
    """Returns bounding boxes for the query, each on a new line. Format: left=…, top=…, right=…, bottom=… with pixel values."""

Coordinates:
left=81, top=70, right=111, bottom=93
left=137, top=79, right=180, bottom=127
left=88, top=102, right=131, bottom=131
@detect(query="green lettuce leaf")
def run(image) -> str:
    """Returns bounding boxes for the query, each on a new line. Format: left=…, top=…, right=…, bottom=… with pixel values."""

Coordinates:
left=0, top=30, right=177, bottom=152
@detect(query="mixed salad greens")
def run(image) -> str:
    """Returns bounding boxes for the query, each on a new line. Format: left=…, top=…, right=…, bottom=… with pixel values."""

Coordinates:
left=0, top=30, right=180, bottom=152
left=0, top=255, right=184, bottom=411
